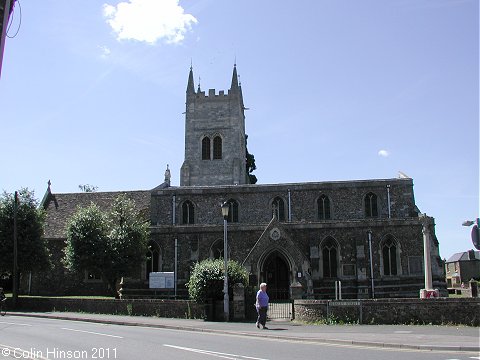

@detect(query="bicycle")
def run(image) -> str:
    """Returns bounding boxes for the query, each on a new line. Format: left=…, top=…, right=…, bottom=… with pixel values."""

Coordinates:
left=0, top=298, right=6, bottom=316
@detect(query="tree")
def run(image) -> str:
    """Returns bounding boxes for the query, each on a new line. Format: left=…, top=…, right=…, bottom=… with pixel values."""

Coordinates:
left=0, top=189, right=50, bottom=278
left=245, top=135, right=257, bottom=184
left=186, top=258, right=249, bottom=303
left=64, top=195, right=149, bottom=297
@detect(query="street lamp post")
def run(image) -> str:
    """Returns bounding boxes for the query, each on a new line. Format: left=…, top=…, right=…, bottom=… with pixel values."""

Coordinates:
left=367, top=230, right=375, bottom=299
left=221, top=202, right=230, bottom=322
left=12, top=191, right=19, bottom=308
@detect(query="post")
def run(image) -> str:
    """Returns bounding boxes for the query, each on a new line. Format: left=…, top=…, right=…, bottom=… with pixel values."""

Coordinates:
left=172, top=195, right=176, bottom=225
left=0, top=0, right=13, bottom=79
left=287, top=189, right=292, bottom=222
left=386, top=185, right=391, bottom=219
left=419, top=215, right=437, bottom=298
left=223, top=217, right=229, bottom=321
left=12, top=190, right=18, bottom=308
left=221, top=202, right=230, bottom=322
left=174, top=238, right=178, bottom=299
left=367, top=230, right=375, bottom=299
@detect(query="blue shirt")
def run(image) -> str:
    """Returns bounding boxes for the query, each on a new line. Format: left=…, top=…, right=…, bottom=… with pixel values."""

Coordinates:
left=256, top=290, right=269, bottom=307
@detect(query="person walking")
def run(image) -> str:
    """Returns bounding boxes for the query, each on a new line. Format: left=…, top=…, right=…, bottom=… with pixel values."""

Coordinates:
left=255, top=283, right=269, bottom=329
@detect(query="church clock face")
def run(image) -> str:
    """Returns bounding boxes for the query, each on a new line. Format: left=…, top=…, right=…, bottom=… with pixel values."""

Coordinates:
left=270, top=228, right=281, bottom=241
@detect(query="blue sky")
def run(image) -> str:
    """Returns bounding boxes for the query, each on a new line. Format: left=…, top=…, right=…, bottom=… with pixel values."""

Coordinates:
left=1, top=0, right=478, bottom=259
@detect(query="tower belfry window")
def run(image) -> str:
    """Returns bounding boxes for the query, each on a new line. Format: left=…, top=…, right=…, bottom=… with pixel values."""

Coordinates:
left=213, top=136, right=222, bottom=160
left=202, top=137, right=211, bottom=160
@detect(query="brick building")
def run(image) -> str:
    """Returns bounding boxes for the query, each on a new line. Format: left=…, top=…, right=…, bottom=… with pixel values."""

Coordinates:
left=35, top=66, right=446, bottom=299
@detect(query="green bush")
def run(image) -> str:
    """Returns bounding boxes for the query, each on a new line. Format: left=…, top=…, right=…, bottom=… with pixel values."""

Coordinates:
left=186, top=259, right=249, bottom=303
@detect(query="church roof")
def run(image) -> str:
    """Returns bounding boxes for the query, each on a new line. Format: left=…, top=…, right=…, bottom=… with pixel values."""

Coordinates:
left=42, top=190, right=151, bottom=239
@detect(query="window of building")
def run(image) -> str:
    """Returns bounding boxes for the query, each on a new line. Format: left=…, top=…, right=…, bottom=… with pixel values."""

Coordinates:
left=202, top=137, right=211, bottom=160
left=146, top=242, right=161, bottom=279
left=209, top=239, right=224, bottom=259
left=322, top=237, right=338, bottom=278
left=213, top=136, right=222, bottom=160
left=382, top=236, right=398, bottom=276
left=365, top=192, right=378, bottom=217
left=182, top=200, right=195, bottom=224
left=272, top=196, right=286, bottom=221
left=317, top=194, right=331, bottom=220
left=227, top=199, right=239, bottom=223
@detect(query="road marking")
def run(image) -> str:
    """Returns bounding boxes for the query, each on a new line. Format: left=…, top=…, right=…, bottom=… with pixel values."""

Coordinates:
left=0, top=321, right=33, bottom=326
left=163, top=344, right=269, bottom=360
left=62, top=327, right=123, bottom=338
left=393, top=331, right=412, bottom=334
left=469, top=357, right=480, bottom=359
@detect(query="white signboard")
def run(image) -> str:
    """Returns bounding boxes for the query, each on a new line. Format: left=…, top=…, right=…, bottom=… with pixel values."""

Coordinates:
left=149, top=272, right=175, bottom=289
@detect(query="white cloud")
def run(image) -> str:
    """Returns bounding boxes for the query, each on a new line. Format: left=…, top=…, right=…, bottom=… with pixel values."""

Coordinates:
left=378, top=149, right=390, bottom=158
left=98, top=45, right=112, bottom=58
left=103, top=0, right=197, bottom=45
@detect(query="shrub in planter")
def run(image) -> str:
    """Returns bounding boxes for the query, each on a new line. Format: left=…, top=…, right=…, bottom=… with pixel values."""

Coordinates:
left=186, top=259, right=248, bottom=303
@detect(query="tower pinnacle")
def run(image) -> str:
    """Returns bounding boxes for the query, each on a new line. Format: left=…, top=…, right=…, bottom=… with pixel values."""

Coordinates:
left=230, top=64, right=239, bottom=91
left=187, top=66, right=195, bottom=94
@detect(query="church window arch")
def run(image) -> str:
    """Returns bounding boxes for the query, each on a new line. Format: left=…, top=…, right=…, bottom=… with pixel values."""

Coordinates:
left=145, top=242, right=161, bottom=280
left=317, top=194, right=331, bottom=220
left=380, top=235, right=401, bottom=276
left=321, top=237, right=338, bottom=278
left=182, top=200, right=195, bottom=224
left=201, top=137, right=211, bottom=160
left=226, top=199, right=239, bottom=223
left=272, top=196, right=286, bottom=221
left=365, top=192, right=378, bottom=218
left=209, top=239, right=229, bottom=259
left=213, top=136, right=222, bottom=160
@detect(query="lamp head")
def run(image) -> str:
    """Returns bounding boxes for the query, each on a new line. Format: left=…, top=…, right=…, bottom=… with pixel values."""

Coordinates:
left=221, top=202, right=229, bottom=218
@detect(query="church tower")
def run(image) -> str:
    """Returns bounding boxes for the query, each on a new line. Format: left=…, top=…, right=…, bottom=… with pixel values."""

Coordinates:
left=180, top=65, right=248, bottom=186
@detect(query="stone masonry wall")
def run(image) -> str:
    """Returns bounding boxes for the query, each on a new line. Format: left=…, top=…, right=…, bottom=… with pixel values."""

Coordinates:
left=294, top=298, right=480, bottom=326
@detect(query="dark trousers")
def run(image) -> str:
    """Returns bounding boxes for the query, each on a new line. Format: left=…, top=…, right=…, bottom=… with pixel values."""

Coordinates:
left=257, top=306, right=268, bottom=326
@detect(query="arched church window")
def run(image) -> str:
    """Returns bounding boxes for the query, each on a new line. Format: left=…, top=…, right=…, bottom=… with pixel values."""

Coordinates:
left=209, top=239, right=224, bottom=259
left=182, top=200, right=195, bottom=224
left=365, top=192, right=378, bottom=218
left=213, top=136, right=222, bottom=160
left=202, top=137, right=211, bottom=160
left=317, top=194, right=331, bottom=220
left=382, top=236, right=398, bottom=276
left=146, top=242, right=161, bottom=280
left=227, top=199, right=239, bottom=223
left=322, top=237, right=338, bottom=278
left=272, top=196, right=286, bottom=222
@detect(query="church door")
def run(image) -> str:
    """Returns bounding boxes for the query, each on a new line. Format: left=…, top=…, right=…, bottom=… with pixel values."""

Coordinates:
left=263, top=251, right=290, bottom=300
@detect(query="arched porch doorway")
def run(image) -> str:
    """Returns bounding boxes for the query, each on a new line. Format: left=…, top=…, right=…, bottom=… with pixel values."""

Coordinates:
left=262, top=250, right=290, bottom=300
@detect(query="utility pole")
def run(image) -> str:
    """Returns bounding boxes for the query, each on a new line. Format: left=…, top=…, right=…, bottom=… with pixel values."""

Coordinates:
left=12, top=190, right=19, bottom=308
left=0, top=0, right=14, bottom=78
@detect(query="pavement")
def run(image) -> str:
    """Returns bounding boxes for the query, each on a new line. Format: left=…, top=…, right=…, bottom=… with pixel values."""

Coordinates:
left=7, top=311, right=480, bottom=353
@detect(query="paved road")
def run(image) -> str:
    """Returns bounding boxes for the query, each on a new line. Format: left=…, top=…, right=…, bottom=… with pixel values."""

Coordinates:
left=0, top=315, right=479, bottom=360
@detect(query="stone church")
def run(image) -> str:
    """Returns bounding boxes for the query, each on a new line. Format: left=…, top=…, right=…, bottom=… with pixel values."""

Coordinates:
left=36, top=65, right=446, bottom=299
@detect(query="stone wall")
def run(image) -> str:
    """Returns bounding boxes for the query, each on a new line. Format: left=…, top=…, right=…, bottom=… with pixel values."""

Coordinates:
left=294, top=298, right=480, bottom=326
left=14, top=297, right=205, bottom=319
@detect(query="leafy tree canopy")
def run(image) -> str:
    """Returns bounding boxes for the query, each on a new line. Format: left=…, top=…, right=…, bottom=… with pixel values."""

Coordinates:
left=0, top=189, right=50, bottom=273
left=64, top=194, right=149, bottom=297
left=245, top=135, right=258, bottom=184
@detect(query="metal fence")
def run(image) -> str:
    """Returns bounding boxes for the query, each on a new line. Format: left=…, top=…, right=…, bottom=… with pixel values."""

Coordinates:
left=268, top=300, right=293, bottom=320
